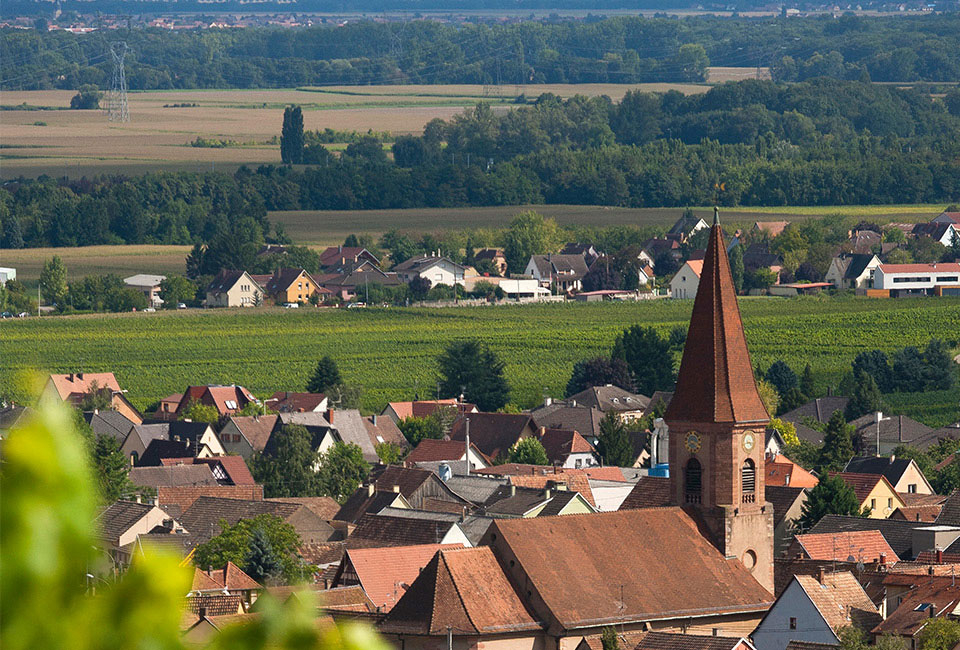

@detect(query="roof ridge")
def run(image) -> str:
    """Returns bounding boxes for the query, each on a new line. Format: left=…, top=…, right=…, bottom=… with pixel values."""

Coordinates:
left=439, top=548, right=480, bottom=634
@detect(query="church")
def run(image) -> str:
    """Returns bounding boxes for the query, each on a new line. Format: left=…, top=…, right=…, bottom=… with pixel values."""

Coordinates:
left=378, top=209, right=776, bottom=650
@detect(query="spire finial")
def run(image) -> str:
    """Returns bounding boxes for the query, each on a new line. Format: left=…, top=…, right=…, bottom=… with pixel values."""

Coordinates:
left=713, top=206, right=720, bottom=226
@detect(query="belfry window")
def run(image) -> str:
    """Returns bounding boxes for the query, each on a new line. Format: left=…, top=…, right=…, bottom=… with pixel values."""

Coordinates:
left=742, top=459, right=756, bottom=503
left=685, top=458, right=702, bottom=504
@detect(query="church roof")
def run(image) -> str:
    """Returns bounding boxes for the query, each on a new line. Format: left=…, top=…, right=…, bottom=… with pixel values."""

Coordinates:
left=666, top=209, right=769, bottom=425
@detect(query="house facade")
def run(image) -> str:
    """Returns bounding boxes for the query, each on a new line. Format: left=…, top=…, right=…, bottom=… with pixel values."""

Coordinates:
left=206, top=270, right=263, bottom=307
left=825, top=254, right=881, bottom=289
left=263, top=268, right=318, bottom=304
left=392, top=255, right=466, bottom=288
left=670, top=260, right=702, bottom=299
left=524, top=254, right=589, bottom=293
left=873, top=263, right=960, bottom=296
left=123, top=274, right=166, bottom=307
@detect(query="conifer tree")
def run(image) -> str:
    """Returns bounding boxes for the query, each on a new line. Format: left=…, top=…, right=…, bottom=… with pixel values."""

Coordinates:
left=817, top=410, right=855, bottom=473
left=243, top=528, right=284, bottom=585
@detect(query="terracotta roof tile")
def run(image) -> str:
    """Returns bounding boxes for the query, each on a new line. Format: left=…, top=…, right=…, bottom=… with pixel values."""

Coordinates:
left=49, top=372, right=122, bottom=401
left=828, top=472, right=902, bottom=508
left=891, top=505, right=942, bottom=523
left=488, top=508, right=773, bottom=629
left=618, top=476, right=672, bottom=510
left=268, top=392, right=326, bottom=414
left=405, top=439, right=475, bottom=464
left=665, top=217, right=769, bottom=425
left=766, top=454, right=819, bottom=488
left=266, top=497, right=340, bottom=521
left=633, top=632, right=751, bottom=650
left=129, top=464, right=218, bottom=489
left=538, top=428, right=596, bottom=465
left=224, top=415, right=278, bottom=452
left=299, top=541, right=346, bottom=566
left=873, top=576, right=960, bottom=637
left=508, top=474, right=596, bottom=508
left=157, top=485, right=264, bottom=516
left=807, top=515, right=917, bottom=559
left=185, top=594, right=243, bottom=616
left=337, top=543, right=462, bottom=611
left=379, top=546, right=542, bottom=635
left=794, top=572, right=881, bottom=632
left=795, top=531, right=899, bottom=563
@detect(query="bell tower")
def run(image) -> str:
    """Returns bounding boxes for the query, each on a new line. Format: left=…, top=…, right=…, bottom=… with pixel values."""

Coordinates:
left=665, top=208, right=774, bottom=593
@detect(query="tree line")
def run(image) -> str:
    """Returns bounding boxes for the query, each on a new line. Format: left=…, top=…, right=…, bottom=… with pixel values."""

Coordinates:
left=4, top=14, right=960, bottom=91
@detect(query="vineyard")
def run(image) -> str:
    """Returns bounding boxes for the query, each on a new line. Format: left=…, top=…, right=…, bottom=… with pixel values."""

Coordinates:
left=1, top=297, right=958, bottom=425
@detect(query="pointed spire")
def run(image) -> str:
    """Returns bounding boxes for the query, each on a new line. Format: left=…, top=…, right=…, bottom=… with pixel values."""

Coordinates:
left=665, top=215, right=769, bottom=424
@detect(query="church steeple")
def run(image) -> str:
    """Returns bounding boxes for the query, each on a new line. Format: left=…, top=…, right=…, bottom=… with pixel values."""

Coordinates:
left=664, top=207, right=774, bottom=594
left=665, top=209, right=769, bottom=425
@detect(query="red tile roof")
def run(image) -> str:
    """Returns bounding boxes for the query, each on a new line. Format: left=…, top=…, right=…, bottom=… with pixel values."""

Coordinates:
left=879, top=262, right=960, bottom=274
left=619, top=476, right=672, bottom=510
left=386, top=399, right=476, bottom=420
left=828, top=472, right=901, bottom=507
left=873, top=576, right=960, bottom=637
left=266, top=497, right=340, bottom=521
left=765, top=454, right=819, bottom=488
left=157, top=485, right=264, bottom=515
left=194, top=456, right=256, bottom=486
left=379, top=546, right=542, bottom=635
left=192, top=562, right=262, bottom=592
left=178, top=385, right=257, bottom=416
left=538, top=428, right=596, bottom=465
left=489, top=508, right=773, bottom=629
left=794, top=530, right=899, bottom=563
left=666, top=216, right=770, bottom=425
left=338, top=543, right=462, bottom=611
left=794, top=572, right=881, bottom=632
left=891, top=505, right=942, bottom=523
left=225, top=415, right=277, bottom=452
left=508, top=474, right=596, bottom=508
left=267, top=392, right=326, bottom=413
left=404, top=439, right=473, bottom=464
left=48, top=372, right=122, bottom=400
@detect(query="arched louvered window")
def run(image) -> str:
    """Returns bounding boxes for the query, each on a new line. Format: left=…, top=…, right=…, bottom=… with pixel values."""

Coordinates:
left=742, top=459, right=756, bottom=503
left=684, top=458, right=702, bottom=504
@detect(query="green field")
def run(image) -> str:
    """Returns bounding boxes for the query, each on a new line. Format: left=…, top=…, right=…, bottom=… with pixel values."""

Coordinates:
left=2, top=297, right=958, bottom=426
left=272, top=204, right=946, bottom=244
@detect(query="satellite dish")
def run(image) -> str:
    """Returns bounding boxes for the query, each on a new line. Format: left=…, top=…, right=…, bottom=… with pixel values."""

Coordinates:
left=438, top=463, right=452, bottom=482
left=856, top=561, right=865, bottom=573
left=847, top=555, right=856, bottom=563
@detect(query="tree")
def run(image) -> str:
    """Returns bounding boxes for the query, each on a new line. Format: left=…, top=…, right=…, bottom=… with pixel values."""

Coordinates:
left=243, top=527, right=283, bottom=585
left=158, top=276, right=196, bottom=308
left=611, top=326, right=673, bottom=396
left=844, top=370, right=884, bottom=421
left=777, top=388, right=808, bottom=416
left=799, top=364, right=816, bottom=398
left=674, top=43, right=709, bottom=81
left=249, top=424, right=322, bottom=498
left=397, top=415, right=444, bottom=446
left=194, top=513, right=308, bottom=584
left=69, top=84, right=102, bottom=110
left=565, top=357, right=634, bottom=397
left=597, top=412, right=634, bottom=467
left=79, top=381, right=113, bottom=411
left=770, top=417, right=799, bottom=446
left=3, top=214, right=24, bottom=249
left=92, top=434, right=133, bottom=502
left=756, top=379, right=780, bottom=417
left=317, top=441, right=370, bottom=502
left=766, top=360, right=798, bottom=395
left=437, top=340, right=509, bottom=412
left=852, top=349, right=892, bottom=392
left=280, top=105, right=304, bottom=164
left=39, top=256, right=68, bottom=308
left=375, top=442, right=405, bottom=465
left=601, top=626, right=621, bottom=650
left=798, top=473, right=867, bottom=530
left=923, top=339, right=956, bottom=391
left=729, top=244, right=744, bottom=293
left=509, top=437, right=549, bottom=465
left=838, top=626, right=869, bottom=650
left=918, top=617, right=960, bottom=650
left=817, top=410, right=855, bottom=473
left=306, top=356, right=342, bottom=394
left=177, top=399, right=220, bottom=425
left=502, top=211, right=559, bottom=275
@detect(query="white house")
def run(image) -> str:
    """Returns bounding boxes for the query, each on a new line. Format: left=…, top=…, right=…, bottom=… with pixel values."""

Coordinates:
left=825, top=253, right=881, bottom=289
left=524, top=254, right=589, bottom=293
left=752, top=571, right=881, bottom=650
left=873, top=262, right=960, bottom=296
left=0, top=267, right=16, bottom=283
left=124, top=274, right=166, bottom=307
left=670, top=259, right=703, bottom=299
left=205, top=270, right=263, bottom=307
left=912, top=222, right=960, bottom=247
left=392, top=255, right=466, bottom=288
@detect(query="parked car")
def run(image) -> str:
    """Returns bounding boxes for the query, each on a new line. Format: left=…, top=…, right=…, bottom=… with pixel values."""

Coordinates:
left=177, top=303, right=187, bottom=310
left=143, top=307, right=156, bottom=312
left=1, top=312, right=12, bottom=319
left=16, top=312, right=28, bottom=318
left=283, top=302, right=299, bottom=309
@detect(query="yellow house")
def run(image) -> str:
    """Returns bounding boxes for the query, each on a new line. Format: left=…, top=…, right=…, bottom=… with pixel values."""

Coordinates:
left=832, top=472, right=906, bottom=518
left=264, top=268, right=319, bottom=304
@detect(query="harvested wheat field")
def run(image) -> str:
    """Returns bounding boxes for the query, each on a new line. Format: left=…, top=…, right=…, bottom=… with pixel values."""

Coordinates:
left=0, top=81, right=713, bottom=178
left=0, top=245, right=192, bottom=286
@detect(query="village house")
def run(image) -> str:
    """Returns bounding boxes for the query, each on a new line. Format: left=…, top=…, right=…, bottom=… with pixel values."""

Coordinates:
left=872, top=263, right=960, bottom=297
left=752, top=571, right=881, bottom=650
left=524, top=254, right=590, bottom=293
left=380, top=398, right=477, bottom=424
left=178, top=496, right=336, bottom=547
left=825, top=253, right=881, bottom=290
left=849, top=412, right=934, bottom=455
left=262, top=268, right=322, bottom=304
left=123, top=274, right=166, bottom=307
left=472, top=248, right=508, bottom=275
left=831, top=472, right=906, bottom=518
left=764, top=485, right=807, bottom=558
left=449, top=412, right=540, bottom=462
left=205, top=270, right=263, bottom=307
left=313, top=262, right=402, bottom=301
left=391, top=254, right=466, bottom=288
left=128, top=464, right=219, bottom=490
left=912, top=221, right=960, bottom=248
left=176, top=384, right=259, bottom=418
left=560, top=242, right=601, bottom=266
left=190, top=562, right=262, bottom=608
left=537, top=428, right=598, bottom=469
left=753, top=221, right=790, bottom=238
left=670, top=259, right=702, bottom=299
left=483, top=484, right=596, bottom=518
left=347, top=513, right=472, bottom=548
left=95, top=499, right=182, bottom=567
left=871, top=575, right=960, bottom=649
left=217, top=414, right=278, bottom=459
left=40, top=371, right=142, bottom=424
left=786, top=530, right=899, bottom=564
left=843, top=456, right=934, bottom=495
left=566, top=384, right=650, bottom=422
left=765, top=454, right=818, bottom=489
left=667, top=212, right=709, bottom=243
left=531, top=402, right=605, bottom=447
left=266, top=391, right=328, bottom=413
left=318, top=245, right=380, bottom=271
left=403, top=438, right=491, bottom=472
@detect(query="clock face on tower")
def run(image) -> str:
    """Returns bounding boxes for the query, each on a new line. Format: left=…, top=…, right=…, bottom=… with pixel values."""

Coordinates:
left=684, top=431, right=702, bottom=453
left=742, top=431, right=756, bottom=453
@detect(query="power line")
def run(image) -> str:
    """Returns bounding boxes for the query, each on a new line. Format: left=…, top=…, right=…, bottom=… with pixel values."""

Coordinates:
left=106, top=41, right=129, bottom=123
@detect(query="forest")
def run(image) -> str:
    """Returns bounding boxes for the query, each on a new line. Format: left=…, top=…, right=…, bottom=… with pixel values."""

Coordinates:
left=2, top=78, right=959, bottom=250
left=2, top=13, right=960, bottom=90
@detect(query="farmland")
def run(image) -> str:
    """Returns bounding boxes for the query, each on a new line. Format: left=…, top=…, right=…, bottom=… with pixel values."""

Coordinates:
left=271, top=203, right=946, bottom=244
left=0, top=80, right=710, bottom=179
left=2, top=297, right=957, bottom=425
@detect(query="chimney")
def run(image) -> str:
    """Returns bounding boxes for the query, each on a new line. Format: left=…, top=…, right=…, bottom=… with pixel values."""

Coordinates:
left=77, top=372, right=84, bottom=380
left=392, top=485, right=400, bottom=493
left=372, top=414, right=378, bottom=426
left=199, top=607, right=207, bottom=618
left=207, top=565, right=213, bottom=576
left=818, top=567, right=827, bottom=584
left=930, top=604, right=937, bottom=618
left=539, top=426, right=546, bottom=438
left=135, top=494, right=141, bottom=504
left=937, top=549, right=944, bottom=564
left=544, top=488, right=551, bottom=500
left=544, top=396, right=552, bottom=407
left=571, top=399, right=577, bottom=407
left=326, top=408, right=334, bottom=424
left=879, top=553, right=887, bottom=566
left=509, top=485, right=516, bottom=497
left=367, top=483, right=375, bottom=497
